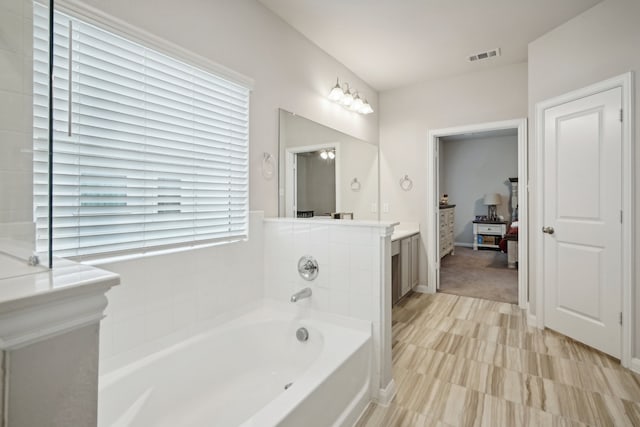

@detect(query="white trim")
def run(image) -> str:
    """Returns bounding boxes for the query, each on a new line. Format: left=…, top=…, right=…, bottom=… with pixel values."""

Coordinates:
left=631, top=358, right=640, bottom=375
left=53, top=0, right=254, bottom=89
left=285, top=143, right=342, bottom=217
left=0, top=285, right=113, bottom=350
left=427, top=119, right=528, bottom=308
left=375, top=379, right=396, bottom=407
left=534, top=72, right=634, bottom=367
left=413, top=284, right=431, bottom=294
left=454, top=242, right=474, bottom=248
left=526, top=303, right=540, bottom=329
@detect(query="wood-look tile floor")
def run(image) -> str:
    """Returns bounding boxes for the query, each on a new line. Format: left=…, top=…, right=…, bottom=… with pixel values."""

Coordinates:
left=356, top=292, right=640, bottom=427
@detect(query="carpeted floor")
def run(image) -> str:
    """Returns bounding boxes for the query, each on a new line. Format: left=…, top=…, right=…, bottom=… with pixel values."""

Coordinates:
left=439, top=246, right=517, bottom=304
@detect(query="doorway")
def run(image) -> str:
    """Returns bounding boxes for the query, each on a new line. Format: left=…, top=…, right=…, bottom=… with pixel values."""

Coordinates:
left=426, top=119, right=528, bottom=309
left=438, top=130, right=519, bottom=303
left=284, top=143, right=341, bottom=218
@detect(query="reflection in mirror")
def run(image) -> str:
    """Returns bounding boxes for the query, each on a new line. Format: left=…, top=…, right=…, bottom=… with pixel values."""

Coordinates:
left=278, top=110, right=379, bottom=220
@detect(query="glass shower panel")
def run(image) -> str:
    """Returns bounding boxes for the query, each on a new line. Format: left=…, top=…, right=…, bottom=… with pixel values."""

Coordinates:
left=0, top=0, right=50, bottom=276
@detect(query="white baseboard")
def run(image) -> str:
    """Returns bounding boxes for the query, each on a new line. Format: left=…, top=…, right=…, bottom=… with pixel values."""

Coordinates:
left=526, top=303, right=540, bottom=329
left=413, top=284, right=431, bottom=294
left=631, top=358, right=640, bottom=375
left=375, top=379, right=396, bottom=407
left=455, top=242, right=474, bottom=248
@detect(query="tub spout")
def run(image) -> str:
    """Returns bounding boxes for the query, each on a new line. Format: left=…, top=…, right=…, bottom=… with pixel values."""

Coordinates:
left=290, top=287, right=312, bottom=303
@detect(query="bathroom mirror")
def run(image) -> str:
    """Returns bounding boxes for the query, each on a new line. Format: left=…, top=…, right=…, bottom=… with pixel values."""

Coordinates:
left=278, top=109, right=379, bottom=220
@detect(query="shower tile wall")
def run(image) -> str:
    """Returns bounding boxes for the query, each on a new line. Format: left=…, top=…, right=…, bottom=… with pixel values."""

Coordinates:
left=98, top=212, right=265, bottom=369
left=263, top=219, right=392, bottom=397
left=263, top=221, right=382, bottom=320
left=0, top=0, right=35, bottom=242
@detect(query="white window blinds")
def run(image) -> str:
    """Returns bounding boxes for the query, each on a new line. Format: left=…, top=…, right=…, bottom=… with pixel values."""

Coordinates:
left=33, top=5, right=250, bottom=259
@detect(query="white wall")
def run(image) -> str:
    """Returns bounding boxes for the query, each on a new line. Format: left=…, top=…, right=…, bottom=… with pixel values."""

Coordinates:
left=379, top=62, right=528, bottom=285
left=527, top=0, right=640, bottom=355
left=441, top=135, right=518, bottom=245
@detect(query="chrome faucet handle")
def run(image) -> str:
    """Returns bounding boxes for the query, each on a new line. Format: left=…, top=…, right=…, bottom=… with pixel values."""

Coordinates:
left=298, top=256, right=319, bottom=281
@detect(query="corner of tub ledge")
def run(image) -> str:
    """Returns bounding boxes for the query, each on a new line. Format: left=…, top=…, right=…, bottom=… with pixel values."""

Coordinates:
left=0, top=257, right=120, bottom=350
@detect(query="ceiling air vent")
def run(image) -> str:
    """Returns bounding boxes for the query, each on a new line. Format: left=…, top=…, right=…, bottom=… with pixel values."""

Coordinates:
left=468, top=48, right=501, bottom=63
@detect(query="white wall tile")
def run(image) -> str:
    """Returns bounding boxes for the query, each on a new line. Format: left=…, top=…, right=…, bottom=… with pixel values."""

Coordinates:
left=112, top=312, right=146, bottom=354
left=349, top=243, right=374, bottom=271
left=328, top=289, right=350, bottom=316
left=349, top=292, right=373, bottom=321
left=100, top=212, right=265, bottom=360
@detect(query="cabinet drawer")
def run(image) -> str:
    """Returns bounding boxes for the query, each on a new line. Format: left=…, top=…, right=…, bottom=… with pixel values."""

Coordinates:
left=476, top=224, right=502, bottom=234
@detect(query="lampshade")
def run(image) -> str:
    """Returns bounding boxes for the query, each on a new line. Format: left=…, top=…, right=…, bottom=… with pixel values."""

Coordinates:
left=340, top=88, right=354, bottom=106
left=350, top=93, right=364, bottom=112
left=328, top=78, right=344, bottom=102
left=359, top=99, right=374, bottom=114
left=483, top=193, right=500, bottom=205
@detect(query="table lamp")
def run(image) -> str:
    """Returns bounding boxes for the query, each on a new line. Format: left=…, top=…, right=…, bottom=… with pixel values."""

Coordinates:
left=483, top=193, right=500, bottom=220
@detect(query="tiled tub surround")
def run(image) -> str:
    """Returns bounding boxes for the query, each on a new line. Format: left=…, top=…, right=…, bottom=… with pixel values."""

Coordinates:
left=263, top=218, right=398, bottom=404
left=98, top=303, right=372, bottom=427
left=99, top=211, right=265, bottom=370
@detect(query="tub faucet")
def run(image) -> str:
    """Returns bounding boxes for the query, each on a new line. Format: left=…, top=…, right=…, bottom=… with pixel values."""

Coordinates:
left=290, top=287, right=312, bottom=303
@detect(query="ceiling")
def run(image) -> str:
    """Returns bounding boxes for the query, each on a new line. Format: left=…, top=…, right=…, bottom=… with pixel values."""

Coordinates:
left=258, top=0, right=601, bottom=91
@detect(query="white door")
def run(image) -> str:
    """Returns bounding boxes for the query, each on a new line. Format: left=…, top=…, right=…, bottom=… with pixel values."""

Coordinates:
left=543, top=87, right=622, bottom=357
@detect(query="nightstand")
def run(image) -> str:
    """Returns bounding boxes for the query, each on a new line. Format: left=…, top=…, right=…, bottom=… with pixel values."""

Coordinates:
left=472, top=220, right=507, bottom=250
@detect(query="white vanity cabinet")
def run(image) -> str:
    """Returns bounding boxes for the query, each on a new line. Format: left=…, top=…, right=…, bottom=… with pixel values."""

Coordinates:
left=439, top=205, right=455, bottom=258
left=392, top=230, right=420, bottom=304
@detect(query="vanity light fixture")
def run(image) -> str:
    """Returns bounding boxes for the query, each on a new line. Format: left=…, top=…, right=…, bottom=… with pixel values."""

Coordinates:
left=319, top=149, right=336, bottom=160
left=328, top=77, right=374, bottom=115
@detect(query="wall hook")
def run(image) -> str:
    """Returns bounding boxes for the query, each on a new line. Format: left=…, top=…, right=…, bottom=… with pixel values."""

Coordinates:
left=400, top=174, right=413, bottom=191
left=262, top=152, right=275, bottom=179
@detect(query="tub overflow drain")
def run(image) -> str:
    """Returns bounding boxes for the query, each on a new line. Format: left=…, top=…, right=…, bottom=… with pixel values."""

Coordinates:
left=296, top=327, right=309, bottom=342
left=284, top=382, right=293, bottom=390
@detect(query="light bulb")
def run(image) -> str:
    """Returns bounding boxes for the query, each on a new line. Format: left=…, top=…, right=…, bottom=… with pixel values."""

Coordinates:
left=328, top=150, right=335, bottom=160
left=340, top=85, right=354, bottom=106
left=320, top=150, right=328, bottom=160
left=350, top=93, right=364, bottom=112
left=359, top=100, right=374, bottom=114
left=328, top=78, right=344, bottom=102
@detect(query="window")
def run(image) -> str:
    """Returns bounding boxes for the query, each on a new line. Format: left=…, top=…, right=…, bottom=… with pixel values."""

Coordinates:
left=33, top=5, right=250, bottom=260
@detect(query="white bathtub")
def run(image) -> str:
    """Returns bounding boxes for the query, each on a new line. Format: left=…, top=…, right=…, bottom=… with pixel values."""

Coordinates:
left=98, top=303, right=372, bottom=427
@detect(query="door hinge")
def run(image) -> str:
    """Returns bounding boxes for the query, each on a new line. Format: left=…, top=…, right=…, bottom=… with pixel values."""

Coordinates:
left=620, top=312, right=623, bottom=325
left=620, top=109, right=623, bottom=122
left=620, top=210, right=623, bottom=223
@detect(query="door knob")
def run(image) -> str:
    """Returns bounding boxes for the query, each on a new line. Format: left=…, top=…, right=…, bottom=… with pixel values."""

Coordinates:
left=542, top=226, right=555, bottom=235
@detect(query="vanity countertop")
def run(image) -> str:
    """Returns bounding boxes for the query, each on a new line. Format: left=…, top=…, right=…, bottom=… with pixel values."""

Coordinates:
left=264, top=217, right=400, bottom=229
left=391, top=228, right=420, bottom=241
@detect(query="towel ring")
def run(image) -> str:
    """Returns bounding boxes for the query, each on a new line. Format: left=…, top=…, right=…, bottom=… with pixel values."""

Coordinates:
left=350, top=178, right=361, bottom=191
left=400, top=174, right=413, bottom=191
left=262, top=152, right=275, bottom=180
